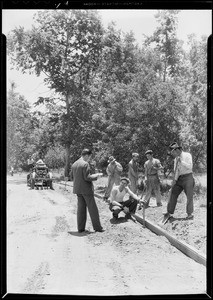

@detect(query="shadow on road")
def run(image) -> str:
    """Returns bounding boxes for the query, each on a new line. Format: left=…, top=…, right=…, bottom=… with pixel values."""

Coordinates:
left=68, top=230, right=94, bottom=237
left=109, top=216, right=127, bottom=224
left=169, top=216, right=194, bottom=223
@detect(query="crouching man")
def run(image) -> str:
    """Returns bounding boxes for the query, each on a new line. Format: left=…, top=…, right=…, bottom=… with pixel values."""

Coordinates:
left=109, top=177, right=140, bottom=220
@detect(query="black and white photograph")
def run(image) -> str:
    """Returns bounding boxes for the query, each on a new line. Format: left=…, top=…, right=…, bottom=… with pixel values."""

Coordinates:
left=2, top=5, right=212, bottom=297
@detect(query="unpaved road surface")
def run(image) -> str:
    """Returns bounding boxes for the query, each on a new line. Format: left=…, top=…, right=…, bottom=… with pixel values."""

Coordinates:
left=6, top=174, right=206, bottom=296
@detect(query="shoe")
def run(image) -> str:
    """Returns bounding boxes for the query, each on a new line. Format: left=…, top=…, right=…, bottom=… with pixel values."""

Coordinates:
left=157, top=203, right=162, bottom=207
left=78, top=229, right=85, bottom=233
left=95, top=228, right=105, bottom=232
left=50, top=187, right=54, bottom=190
left=187, top=214, right=194, bottom=220
left=125, top=213, right=131, bottom=220
left=163, top=212, right=171, bottom=217
left=112, top=213, right=118, bottom=220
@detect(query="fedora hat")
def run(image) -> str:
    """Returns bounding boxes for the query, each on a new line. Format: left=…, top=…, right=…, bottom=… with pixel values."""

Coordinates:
left=169, top=142, right=182, bottom=150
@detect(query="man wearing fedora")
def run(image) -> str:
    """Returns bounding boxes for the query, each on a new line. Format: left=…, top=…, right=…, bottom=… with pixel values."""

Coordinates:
left=164, top=142, right=195, bottom=220
left=143, top=150, right=163, bottom=207
left=109, top=177, right=140, bottom=220
left=103, top=156, right=123, bottom=201
left=128, top=152, right=140, bottom=194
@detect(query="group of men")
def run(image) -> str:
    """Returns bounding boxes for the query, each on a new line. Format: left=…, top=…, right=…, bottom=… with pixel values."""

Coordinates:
left=70, top=142, right=195, bottom=233
left=103, top=150, right=163, bottom=207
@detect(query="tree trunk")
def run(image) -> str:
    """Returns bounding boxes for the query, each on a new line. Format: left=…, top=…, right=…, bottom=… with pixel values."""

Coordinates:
left=64, top=93, right=72, bottom=177
left=163, top=59, right=167, bottom=82
left=64, top=145, right=71, bottom=178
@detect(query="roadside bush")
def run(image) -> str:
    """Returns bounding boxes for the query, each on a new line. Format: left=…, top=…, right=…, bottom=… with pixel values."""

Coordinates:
left=193, top=182, right=207, bottom=195
left=44, top=146, right=66, bottom=170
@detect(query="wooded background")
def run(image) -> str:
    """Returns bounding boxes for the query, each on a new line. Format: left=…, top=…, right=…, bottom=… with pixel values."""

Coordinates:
left=7, top=10, right=207, bottom=175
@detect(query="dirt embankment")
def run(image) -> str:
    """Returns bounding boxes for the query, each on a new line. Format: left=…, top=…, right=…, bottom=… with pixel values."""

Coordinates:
left=93, top=174, right=207, bottom=253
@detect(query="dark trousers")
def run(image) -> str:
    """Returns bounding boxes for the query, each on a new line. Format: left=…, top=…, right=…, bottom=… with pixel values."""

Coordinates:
left=167, top=173, right=195, bottom=215
left=109, top=198, right=138, bottom=216
left=77, top=194, right=102, bottom=232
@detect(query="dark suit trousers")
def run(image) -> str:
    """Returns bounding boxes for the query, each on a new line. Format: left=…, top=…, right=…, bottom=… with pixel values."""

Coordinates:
left=77, top=194, right=102, bottom=232
left=167, top=173, right=195, bottom=215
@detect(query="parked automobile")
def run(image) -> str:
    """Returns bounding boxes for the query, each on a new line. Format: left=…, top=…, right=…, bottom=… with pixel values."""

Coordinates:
left=27, top=162, right=54, bottom=190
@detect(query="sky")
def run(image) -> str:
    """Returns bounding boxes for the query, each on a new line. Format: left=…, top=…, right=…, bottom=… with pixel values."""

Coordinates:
left=2, top=9, right=212, bottom=107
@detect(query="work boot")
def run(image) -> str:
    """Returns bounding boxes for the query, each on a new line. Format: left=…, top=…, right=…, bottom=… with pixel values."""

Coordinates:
left=112, top=213, right=118, bottom=220
left=125, top=213, right=131, bottom=220
left=186, top=214, right=194, bottom=220
left=95, top=228, right=105, bottom=232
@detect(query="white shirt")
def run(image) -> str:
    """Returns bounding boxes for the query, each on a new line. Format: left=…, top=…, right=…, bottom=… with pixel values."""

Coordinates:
left=174, top=151, right=193, bottom=180
left=110, top=186, right=131, bottom=203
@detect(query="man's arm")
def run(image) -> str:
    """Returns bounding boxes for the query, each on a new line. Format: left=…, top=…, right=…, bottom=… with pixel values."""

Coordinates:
left=106, top=164, right=113, bottom=176
left=115, top=162, right=123, bottom=173
left=152, top=159, right=163, bottom=170
left=126, top=186, right=140, bottom=200
left=83, top=163, right=100, bottom=182
left=144, top=162, right=148, bottom=182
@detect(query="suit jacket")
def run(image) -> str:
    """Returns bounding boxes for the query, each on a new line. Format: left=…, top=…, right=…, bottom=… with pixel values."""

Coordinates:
left=70, top=157, right=97, bottom=195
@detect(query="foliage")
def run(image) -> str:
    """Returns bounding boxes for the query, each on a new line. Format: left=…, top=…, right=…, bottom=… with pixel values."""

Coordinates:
left=144, top=10, right=184, bottom=81
left=44, top=145, right=66, bottom=170
left=7, top=82, right=35, bottom=169
left=8, top=9, right=104, bottom=176
left=7, top=10, right=207, bottom=174
left=178, top=35, right=207, bottom=172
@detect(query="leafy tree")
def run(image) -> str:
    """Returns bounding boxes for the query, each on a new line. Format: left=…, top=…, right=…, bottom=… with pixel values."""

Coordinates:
left=144, top=10, right=183, bottom=82
left=7, top=82, right=35, bottom=169
left=179, top=35, right=208, bottom=171
left=8, top=9, right=104, bottom=176
left=44, top=145, right=66, bottom=171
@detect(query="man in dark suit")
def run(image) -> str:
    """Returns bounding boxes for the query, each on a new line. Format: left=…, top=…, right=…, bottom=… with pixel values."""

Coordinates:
left=70, top=149, right=105, bottom=233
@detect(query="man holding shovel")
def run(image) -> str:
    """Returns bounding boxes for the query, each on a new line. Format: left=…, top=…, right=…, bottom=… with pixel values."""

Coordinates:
left=163, top=142, right=195, bottom=221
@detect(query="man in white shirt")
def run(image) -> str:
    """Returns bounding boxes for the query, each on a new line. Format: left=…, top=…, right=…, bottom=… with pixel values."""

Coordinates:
left=109, top=177, right=140, bottom=220
left=165, top=142, right=195, bottom=220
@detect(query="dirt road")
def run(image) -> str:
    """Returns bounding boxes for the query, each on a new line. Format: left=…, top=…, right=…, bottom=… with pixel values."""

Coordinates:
left=6, top=174, right=206, bottom=296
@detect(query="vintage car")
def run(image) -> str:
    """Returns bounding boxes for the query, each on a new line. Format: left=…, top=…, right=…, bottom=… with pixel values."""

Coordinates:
left=27, top=161, right=54, bottom=190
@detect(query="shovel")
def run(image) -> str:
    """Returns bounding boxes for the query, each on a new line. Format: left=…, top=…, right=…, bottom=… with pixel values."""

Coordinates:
left=158, top=157, right=179, bottom=226
left=157, top=187, right=172, bottom=226
left=138, top=185, right=147, bottom=228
